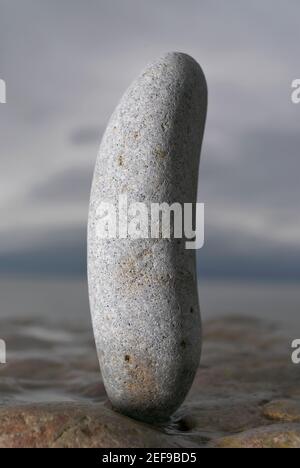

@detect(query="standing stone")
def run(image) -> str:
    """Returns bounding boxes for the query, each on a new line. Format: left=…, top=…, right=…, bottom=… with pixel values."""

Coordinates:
left=88, top=52, right=207, bottom=422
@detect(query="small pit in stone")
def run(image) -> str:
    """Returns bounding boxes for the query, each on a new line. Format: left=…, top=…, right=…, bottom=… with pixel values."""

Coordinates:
left=118, top=154, right=124, bottom=166
left=124, top=355, right=131, bottom=363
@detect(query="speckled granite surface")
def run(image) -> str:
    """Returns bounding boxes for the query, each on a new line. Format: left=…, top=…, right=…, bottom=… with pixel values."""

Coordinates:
left=88, top=52, right=207, bottom=422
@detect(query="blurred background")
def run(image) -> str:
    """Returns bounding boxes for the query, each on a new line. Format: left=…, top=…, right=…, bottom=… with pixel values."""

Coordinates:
left=0, top=0, right=300, bottom=340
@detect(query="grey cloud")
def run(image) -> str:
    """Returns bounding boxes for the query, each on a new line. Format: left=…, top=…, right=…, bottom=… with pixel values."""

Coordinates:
left=200, top=129, right=300, bottom=212
left=0, top=226, right=86, bottom=277
left=29, top=166, right=94, bottom=203
left=69, top=126, right=103, bottom=146
left=1, top=0, right=300, bottom=281
left=198, top=227, right=300, bottom=281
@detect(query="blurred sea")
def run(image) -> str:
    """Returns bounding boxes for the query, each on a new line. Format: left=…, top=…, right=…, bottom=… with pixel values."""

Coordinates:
left=0, top=276, right=298, bottom=330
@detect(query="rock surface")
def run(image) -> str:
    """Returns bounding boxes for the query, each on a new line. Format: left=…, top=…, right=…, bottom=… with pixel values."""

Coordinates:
left=213, top=424, right=300, bottom=449
left=263, top=399, right=300, bottom=423
left=0, top=316, right=298, bottom=448
left=0, top=404, right=183, bottom=449
left=88, top=52, right=207, bottom=422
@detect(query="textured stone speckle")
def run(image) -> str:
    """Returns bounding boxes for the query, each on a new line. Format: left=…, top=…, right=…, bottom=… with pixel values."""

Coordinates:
left=88, top=52, right=207, bottom=422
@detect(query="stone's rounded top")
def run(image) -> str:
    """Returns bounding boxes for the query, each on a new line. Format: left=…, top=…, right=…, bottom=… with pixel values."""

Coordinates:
left=147, top=51, right=204, bottom=70
left=96, top=51, right=207, bottom=204
left=145, top=51, right=206, bottom=78
left=116, top=50, right=207, bottom=115
left=128, top=50, right=207, bottom=100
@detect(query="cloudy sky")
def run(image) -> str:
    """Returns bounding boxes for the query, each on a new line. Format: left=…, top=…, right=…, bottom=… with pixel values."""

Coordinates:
left=0, top=0, right=299, bottom=280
